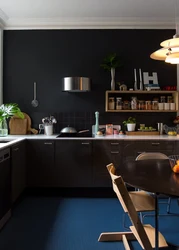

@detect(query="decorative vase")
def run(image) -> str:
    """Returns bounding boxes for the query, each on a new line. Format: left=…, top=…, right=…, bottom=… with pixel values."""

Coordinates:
left=127, top=124, right=136, bottom=132
left=111, top=68, right=115, bottom=90
left=0, top=119, right=8, bottom=136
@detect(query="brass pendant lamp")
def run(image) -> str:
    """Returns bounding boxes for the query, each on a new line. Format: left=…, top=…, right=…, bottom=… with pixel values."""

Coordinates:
left=150, top=0, right=179, bottom=64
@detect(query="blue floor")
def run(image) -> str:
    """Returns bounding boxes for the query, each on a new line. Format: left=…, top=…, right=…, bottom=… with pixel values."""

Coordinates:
left=0, top=196, right=179, bottom=250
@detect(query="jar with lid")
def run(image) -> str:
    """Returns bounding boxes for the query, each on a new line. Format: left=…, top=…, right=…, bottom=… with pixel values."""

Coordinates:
left=138, top=100, right=145, bottom=110
left=116, top=97, right=123, bottom=110
left=145, top=100, right=152, bottom=110
left=152, top=100, right=158, bottom=110
left=160, top=96, right=166, bottom=103
left=167, top=96, right=173, bottom=103
left=131, top=97, right=137, bottom=110
left=123, top=100, right=130, bottom=110
left=108, top=97, right=115, bottom=110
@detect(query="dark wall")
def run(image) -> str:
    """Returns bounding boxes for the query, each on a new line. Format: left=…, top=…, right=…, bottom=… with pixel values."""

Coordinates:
left=3, top=29, right=177, bottom=132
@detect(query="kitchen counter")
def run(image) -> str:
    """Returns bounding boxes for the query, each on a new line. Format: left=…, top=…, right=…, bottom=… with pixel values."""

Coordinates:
left=0, top=134, right=178, bottom=151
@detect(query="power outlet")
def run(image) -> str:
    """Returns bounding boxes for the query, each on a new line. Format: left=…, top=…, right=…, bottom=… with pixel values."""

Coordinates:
left=39, top=124, right=44, bottom=129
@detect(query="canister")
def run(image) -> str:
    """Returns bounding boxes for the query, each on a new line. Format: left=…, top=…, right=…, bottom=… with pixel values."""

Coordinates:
left=108, top=97, right=115, bottom=110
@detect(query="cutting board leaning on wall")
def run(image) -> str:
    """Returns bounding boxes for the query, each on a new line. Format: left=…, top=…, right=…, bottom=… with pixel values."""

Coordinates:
left=9, top=112, right=38, bottom=135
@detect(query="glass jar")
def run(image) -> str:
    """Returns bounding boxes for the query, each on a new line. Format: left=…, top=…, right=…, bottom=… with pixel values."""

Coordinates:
left=145, top=100, right=152, bottom=110
left=108, top=97, right=115, bottom=110
left=116, top=97, right=123, bottom=110
left=152, top=101, right=159, bottom=110
left=160, top=96, right=166, bottom=103
left=123, top=100, right=130, bottom=110
left=167, top=96, right=173, bottom=103
left=131, top=96, right=137, bottom=110
left=138, top=100, right=145, bottom=110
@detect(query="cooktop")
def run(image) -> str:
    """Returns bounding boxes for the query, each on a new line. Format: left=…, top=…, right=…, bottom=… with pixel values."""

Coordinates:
left=56, top=133, right=93, bottom=138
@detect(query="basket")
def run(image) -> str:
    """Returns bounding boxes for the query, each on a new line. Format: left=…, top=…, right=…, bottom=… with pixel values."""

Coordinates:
left=168, top=155, right=179, bottom=173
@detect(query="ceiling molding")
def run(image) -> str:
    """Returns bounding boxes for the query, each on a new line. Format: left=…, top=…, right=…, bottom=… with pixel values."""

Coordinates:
left=2, top=17, right=175, bottom=30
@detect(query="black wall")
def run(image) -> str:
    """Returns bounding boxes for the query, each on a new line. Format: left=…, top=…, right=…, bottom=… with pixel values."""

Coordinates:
left=3, top=29, right=177, bottom=132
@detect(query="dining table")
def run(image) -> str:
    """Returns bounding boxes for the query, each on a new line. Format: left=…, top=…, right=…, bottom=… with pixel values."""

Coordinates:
left=116, top=159, right=179, bottom=250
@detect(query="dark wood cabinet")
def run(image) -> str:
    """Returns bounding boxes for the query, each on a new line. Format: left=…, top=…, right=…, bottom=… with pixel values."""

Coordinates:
left=123, top=140, right=175, bottom=164
left=11, top=141, right=26, bottom=202
left=27, top=140, right=55, bottom=187
left=93, top=140, right=122, bottom=187
left=55, top=140, right=92, bottom=187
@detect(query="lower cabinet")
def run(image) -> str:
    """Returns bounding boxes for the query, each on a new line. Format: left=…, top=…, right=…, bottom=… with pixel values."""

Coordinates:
left=123, top=140, right=175, bottom=164
left=11, top=141, right=26, bottom=202
left=55, top=140, right=93, bottom=187
left=27, top=140, right=55, bottom=187
left=93, top=140, right=122, bottom=187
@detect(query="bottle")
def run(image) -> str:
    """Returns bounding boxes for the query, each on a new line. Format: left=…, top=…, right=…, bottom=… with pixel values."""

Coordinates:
left=95, top=111, right=99, bottom=135
left=116, top=97, right=123, bottom=110
left=131, top=97, right=137, bottom=110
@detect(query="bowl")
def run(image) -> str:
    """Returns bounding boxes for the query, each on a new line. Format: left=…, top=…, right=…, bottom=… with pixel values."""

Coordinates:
left=168, top=155, right=179, bottom=173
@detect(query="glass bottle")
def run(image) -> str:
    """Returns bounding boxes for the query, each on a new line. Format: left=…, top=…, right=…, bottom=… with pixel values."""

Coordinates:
left=0, top=119, right=8, bottom=137
left=145, top=100, right=152, bottom=110
left=131, top=97, right=137, bottom=110
left=116, top=97, right=123, bottom=110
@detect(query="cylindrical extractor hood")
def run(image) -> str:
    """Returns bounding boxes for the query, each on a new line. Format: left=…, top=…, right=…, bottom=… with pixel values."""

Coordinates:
left=62, top=77, right=91, bottom=92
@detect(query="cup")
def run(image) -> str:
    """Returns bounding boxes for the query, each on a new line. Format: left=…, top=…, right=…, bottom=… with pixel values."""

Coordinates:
left=164, top=103, right=170, bottom=110
left=44, top=124, right=53, bottom=135
left=157, top=123, right=163, bottom=135
left=170, top=103, right=176, bottom=110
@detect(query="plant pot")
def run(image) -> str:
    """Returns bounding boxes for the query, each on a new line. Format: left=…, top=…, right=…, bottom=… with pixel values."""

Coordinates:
left=127, top=123, right=136, bottom=132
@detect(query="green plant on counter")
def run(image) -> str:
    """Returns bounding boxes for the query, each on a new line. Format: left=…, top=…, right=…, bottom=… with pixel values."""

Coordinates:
left=123, top=117, right=136, bottom=126
left=100, top=53, right=122, bottom=71
left=0, top=103, right=24, bottom=121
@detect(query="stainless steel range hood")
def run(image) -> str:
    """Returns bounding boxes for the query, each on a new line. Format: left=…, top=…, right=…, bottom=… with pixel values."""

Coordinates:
left=62, top=77, right=91, bottom=92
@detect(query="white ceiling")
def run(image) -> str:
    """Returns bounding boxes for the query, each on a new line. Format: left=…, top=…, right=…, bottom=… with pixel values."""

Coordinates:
left=0, top=0, right=178, bottom=29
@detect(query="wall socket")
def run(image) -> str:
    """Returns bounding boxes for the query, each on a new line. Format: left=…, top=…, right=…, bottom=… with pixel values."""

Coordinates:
left=39, top=124, right=44, bottom=129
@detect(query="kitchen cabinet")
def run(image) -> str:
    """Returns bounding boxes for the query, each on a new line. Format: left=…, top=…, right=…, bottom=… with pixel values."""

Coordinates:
left=27, top=140, right=55, bottom=187
left=105, top=90, right=179, bottom=112
left=93, top=140, right=122, bottom=187
left=0, top=148, right=11, bottom=229
left=123, top=140, right=175, bottom=164
left=11, top=141, right=26, bottom=203
left=55, top=140, right=92, bottom=187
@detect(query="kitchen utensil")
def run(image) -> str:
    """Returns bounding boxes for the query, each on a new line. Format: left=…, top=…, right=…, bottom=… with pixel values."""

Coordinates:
left=157, top=123, right=164, bottom=135
left=59, top=126, right=90, bottom=136
left=31, top=82, right=39, bottom=107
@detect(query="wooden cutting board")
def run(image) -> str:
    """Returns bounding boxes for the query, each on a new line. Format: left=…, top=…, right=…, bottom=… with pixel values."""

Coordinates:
left=9, top=112, right=38, bottom=135
left=9, top=117, right=28, bottom=135
left=126, top=131, right=160, bottom=136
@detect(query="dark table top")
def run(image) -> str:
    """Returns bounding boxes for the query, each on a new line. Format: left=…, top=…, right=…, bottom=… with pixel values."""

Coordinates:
left=117, top=159, right=179, bottom=197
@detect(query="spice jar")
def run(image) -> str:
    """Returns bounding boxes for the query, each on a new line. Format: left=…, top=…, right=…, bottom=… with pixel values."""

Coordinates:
left=145, top=100, right=152, bottom=110
left=116, top=97, right=123, bottom=110
left=123, top=100, right=130, bottom=110
left=167, top=96, right=173, bottom=103
left=138, top=100, right=145, bottom=110
left=160, top=96, right=166, bottom=103
left=152, top=101, right=159, bottom=110
left=108, top=97, right=115, bottom=110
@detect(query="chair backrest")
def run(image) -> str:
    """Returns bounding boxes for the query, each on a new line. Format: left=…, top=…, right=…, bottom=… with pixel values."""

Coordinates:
left=136, top=152, right=168, bottom=161
left=113, top=175, right=153, bottom=250
left=106, top=163, right=128, bottom=213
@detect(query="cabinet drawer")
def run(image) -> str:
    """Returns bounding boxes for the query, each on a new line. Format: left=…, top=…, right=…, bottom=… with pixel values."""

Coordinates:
left=146, top=141, right=175, bottom=150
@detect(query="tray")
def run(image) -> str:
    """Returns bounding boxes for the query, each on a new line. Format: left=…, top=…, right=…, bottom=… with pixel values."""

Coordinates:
left=126, top=131, right=160, bottom=136
left=138, top=129, right=156, bottom=132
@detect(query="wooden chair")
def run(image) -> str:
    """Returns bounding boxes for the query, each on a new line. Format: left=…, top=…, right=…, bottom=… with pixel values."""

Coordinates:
left=98, top=166, right=168, bottom=249
left=136, top=152, right=172, bottom=213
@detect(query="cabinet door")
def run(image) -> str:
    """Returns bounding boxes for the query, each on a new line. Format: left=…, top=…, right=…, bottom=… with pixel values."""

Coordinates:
left=123, top=141, right=146, bottom=163
left=27, top=140, right=55, bottom=187
left=11, top=141, right=26, bottom=203
left=93, top=140, right=122, bottom=187
left=145, top=141, right=175, bottom=156
left=55, top=140, right=92, bottom=187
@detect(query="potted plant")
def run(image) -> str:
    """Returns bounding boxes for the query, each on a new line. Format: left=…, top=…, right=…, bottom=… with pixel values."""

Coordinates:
left=123, top=117, right=136, bottom=131
left=100, top=53, right=122, bottom=90
left=0, top=103, right=24, bottom=136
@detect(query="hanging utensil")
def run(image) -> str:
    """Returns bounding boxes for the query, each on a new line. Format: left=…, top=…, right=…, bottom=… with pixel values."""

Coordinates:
left=31, top=82, right=39, bottom=107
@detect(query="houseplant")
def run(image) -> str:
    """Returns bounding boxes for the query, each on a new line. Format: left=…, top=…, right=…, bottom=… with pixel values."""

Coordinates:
left=123, top=117, right=136, bottom=131
left=100, top=53, right=122, bottom=90
left=0, top=103, right=24, bottom=136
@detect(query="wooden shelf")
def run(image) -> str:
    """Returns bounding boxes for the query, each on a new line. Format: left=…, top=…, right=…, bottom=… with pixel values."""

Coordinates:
left=105, top=90, right=179, bottom=112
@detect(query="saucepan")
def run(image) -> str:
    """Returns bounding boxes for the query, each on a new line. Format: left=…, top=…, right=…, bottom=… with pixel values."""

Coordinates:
left=58, top=126, right=90, bottom=137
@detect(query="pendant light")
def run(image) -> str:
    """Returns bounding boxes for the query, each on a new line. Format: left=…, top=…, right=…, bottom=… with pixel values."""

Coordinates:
left=150, top=0, right=179, bottom=64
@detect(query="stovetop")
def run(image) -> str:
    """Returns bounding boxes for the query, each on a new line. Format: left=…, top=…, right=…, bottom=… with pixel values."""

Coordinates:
left=56, top=133, right=93, bottom=138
